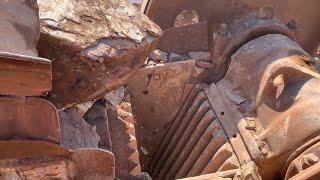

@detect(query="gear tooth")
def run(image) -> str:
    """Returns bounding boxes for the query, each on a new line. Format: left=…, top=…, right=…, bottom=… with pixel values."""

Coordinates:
left=108, top=101, right=141, bottom=179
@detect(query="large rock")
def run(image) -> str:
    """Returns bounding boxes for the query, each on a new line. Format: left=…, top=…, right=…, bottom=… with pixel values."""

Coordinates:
left=59, top=108, right=100, bottom=150
left=37, top=0, right=161, bottom=108
left=0, top=97, right=60, bottom=143
left=0, top=0, right=40, bottom=56
left=84, top=100, right=112, bottom=151
left=149, top=49, right=168, bottom=63
left=0, top=1, right=52, bottom=97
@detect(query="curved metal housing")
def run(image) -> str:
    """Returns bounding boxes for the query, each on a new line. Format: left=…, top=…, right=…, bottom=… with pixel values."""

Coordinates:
left=142, top=0, right=320, bottom=54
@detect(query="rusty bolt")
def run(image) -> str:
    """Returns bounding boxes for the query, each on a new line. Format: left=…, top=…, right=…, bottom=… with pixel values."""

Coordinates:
left=218, top=23, right=228, bottom=36
left=258, top=6, right=274, bottom=19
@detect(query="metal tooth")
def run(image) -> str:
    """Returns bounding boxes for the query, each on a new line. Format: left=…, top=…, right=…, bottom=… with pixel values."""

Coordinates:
left=154, top=95, right=209, bottom=177
left=174, top=120, right=222, bottom=179
left=157, top=103, right=212, bottom=180
left=187, top=128, right=227, bottom=177
left=150, top=86, right=204, bottom=171
left=165, top=111, right=216, bottom=180
left=201, top=143, right=235, bottom=175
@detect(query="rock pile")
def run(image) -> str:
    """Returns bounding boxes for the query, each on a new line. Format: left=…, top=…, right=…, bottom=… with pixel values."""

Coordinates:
left=38, top=0, right=161, bottom=109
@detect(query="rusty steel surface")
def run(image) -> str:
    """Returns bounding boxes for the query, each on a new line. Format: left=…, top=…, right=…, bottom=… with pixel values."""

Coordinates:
left=152, top=86, right=232, bottom=179
left=0, top=146, right=115, bottom=180
left=0, top=158, right=72, bottom=180
left=205, top=84, right=252, bottom=166
left=106, top=101, right=142, bottom=179
left=129, top=62, right=243, bottom=179
left=129, top=5, right=320, bottom=179
left=211, top=12, right=294, bottom=81
left=70, top=148, right=115, bottom=180
left=293, top=165, right=320, bottom=180
left=289, top=162, right=320, bottom=180
left=0, top=96, right=60, bottom=143
left=128, top=60, right=210, bottom=170
left=214, top=34, right=320, bottom=179
left=143, top=0, right=320, bottom=54
left=158, top=21, right=209, bottom=54
left=285, top=141, right=320, bottom=179
left=0, top=51, right=52, bottom=97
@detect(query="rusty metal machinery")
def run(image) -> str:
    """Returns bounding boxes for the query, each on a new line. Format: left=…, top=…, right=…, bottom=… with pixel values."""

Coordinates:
left=0, top=0, right=166, bottom=178
left=143, top=0, right=320, bottom=55
left=128, top=1, right=320, bottom=179
left=1, top=0, right=320, bottom=180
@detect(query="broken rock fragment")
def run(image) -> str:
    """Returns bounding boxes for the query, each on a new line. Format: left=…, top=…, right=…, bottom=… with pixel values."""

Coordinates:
left=137, top=172, right=153, bottom=180
left=37, top=0, right=161, bottom=108
left=105, top=86, right=126, bottom=107
left=59, top=108, right=100, bottom=150
left=169, top=53, right=184, bottom=62
left=0, top=0, right=40, bottom=56
left=84, top=100, right=112, bottom=151
left=188, top=51, right=212, bottom=62
left=149, top=49, right=168, bottom=62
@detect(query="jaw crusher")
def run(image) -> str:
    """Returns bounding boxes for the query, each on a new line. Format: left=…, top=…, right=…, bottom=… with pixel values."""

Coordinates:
left=0, top=0, right=320, bottom=180
left=128, top=0, right=320, bottom=179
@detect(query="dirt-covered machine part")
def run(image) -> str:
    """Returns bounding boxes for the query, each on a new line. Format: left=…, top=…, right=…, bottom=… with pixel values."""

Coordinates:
left=128, top=1, right=320, bottom=179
